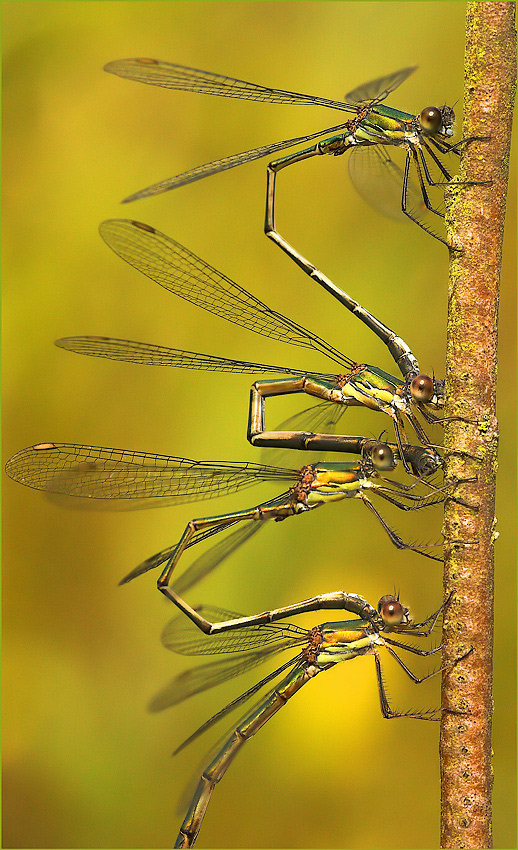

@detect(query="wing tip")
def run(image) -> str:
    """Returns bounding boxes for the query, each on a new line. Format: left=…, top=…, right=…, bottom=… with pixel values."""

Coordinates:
left=104, top=57, right=160, bottom=74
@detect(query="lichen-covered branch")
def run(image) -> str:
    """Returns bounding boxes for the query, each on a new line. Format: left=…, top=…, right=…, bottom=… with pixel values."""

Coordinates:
left=440, top=3, right=516, bottom=849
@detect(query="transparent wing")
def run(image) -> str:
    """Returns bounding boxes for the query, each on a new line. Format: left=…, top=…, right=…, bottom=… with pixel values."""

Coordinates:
left=150, top=601, right=307, bottom=713
left=270, top=402, right=350, bottom=437
left=259, top=402, right=351, bottom=468
left=348, top=145, right=446, bottom=242
left=173, top=657, right=306, bottom=755
left=172, top=521, right=265, bottom=595
left=5, top=443, right=294, bottom=503
left=104, top=58, right=355, bottom=111
left=348, top=145, right=426, bottom=222
left=149, top=650, right=291, bottom=712
left=99, top=220, right=353, bottom=370
left=345, top=66, right=417, bottom=104
left=161, top=606, right=308, bottom=656
left=55, top=336, right=337, bottom=382
left=121, top=126, right=350, bottom=202
left=119, top=494, right=291, bottom=584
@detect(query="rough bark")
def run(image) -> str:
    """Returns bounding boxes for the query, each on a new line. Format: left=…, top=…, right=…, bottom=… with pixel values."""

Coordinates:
left=440, top=3, right=516, bottom=849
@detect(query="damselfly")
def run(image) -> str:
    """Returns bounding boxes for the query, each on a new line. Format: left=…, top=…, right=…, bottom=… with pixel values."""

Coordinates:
left=6, top=439, right=468, bottom=613
left=57, top=219, right=448, bottom=472
left=104, top=60, right=477, bottom=247
left=157, top=435, right=444, bottom=610
left=149, top=592, right=468, bottom=847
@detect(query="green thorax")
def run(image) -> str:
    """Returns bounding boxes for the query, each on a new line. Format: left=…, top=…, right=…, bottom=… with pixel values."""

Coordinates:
left=316, top=622, right=377, bottom=665
left=358, top=365, right=404, bottom=390
left=343, top=365, right=404, bottom=409
left=370, top=103, right=415, bottom=122
left=305, top=461, right=365, bottom=505
left=320, top=618, right=370, bottom=632
left=355, top=104, right=415, bottom=143
left=310, top=461, right=361, bottom=474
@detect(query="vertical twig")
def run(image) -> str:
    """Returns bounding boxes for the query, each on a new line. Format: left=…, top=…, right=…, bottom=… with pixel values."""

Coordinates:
left=440, top=3, right=516, bottom=849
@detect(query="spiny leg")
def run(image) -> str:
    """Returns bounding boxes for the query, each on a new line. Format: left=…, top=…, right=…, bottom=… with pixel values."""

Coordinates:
left=384, top=643, right=473, bottom=684
left=422, top=440, right=483, bottom=464
left=429, top=134, right=489, bottom=155
left=405, top=409, right=436, bottom=447
left=401, top=149, right=448, bottom=247
left=399, top=593, right=452, bottom=636
left=378, top=471, right=442, bottom=493
left=378, top=473, right=477, bottom=508
left=419, top=408, right=480, bottom=427
left=374, top=644, right=472, bottom=720
left=409, top=146, right=445, bottom=218
left=444, top=449, right=483, bottom=463
left=418, top=140, right=490, bottom=191
left=427, top=133, right=492, bottom=163
left=373, top=652, right=440, bottom=720
left=383, top=636, right=442, bottom=657
left=371, top=482, right=479, bottom=519
left=415, top=139, right=488, bottom=200
left=358, top=492, right=442, bottom=562
left=419, top=138, right=453, bottom=182
left=390, top=410, right=413, bottom=474
left=370, top=483, right=445, bottom=508
left=377, top=474, right=478, bottom=509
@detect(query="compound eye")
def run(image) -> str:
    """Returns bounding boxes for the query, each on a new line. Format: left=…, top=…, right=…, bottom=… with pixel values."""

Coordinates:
left=371, top=443, right=395, bottom=471
left=419, top=106, right=442, bottom=133
left=378, top=595, right=405, bottom=626
left=410, top=374, right=434, bottom=403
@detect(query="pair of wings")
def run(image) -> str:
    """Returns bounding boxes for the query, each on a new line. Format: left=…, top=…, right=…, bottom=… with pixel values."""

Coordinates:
left=54, top=218, right=361, bottom=473
left=150, top=603, right=311, bottom=753
left=104, top=58, right=414, bottom=109
left=5, top=217, right=371, bottom=503
left=104, top=59, right=429, bottom=219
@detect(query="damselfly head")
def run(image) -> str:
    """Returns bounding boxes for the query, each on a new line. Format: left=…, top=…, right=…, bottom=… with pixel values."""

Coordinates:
left=419, top=105, right=455, bottom=137
left=409, top=374, right=445, bottom=408
left=409, top=374, right=435, bottom=403
left=377, top=595, right=411, bottom=628
left=369, top=442, right=397, bottom=472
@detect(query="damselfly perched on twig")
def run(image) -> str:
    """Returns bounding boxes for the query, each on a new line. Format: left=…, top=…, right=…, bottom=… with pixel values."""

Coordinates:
left=104, top=60, right=482, bottom=248
left=148, top=592, right=470, bottom=847
left=6, top=440, right=476, bottom=612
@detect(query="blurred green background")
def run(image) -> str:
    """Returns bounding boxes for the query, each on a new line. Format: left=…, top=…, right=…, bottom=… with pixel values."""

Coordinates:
left=2, top=2, right=516, bottom=848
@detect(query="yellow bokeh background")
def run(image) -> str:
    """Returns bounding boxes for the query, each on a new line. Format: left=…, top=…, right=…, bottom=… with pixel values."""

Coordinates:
left=2, top=2, right=515, bottom=848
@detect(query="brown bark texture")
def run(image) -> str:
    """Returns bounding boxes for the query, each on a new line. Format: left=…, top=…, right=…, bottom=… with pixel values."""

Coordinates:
left=440, top=3, right=516, bottom=849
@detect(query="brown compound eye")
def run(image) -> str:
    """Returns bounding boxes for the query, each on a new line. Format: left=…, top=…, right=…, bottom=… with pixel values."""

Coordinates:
left=410, top=374, right=434, bottom=403
left=378, top=595, right=405, bottom=626
left=371, top=443, right=396, bottom=471
left=419, top=106, right=443, bottom=133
